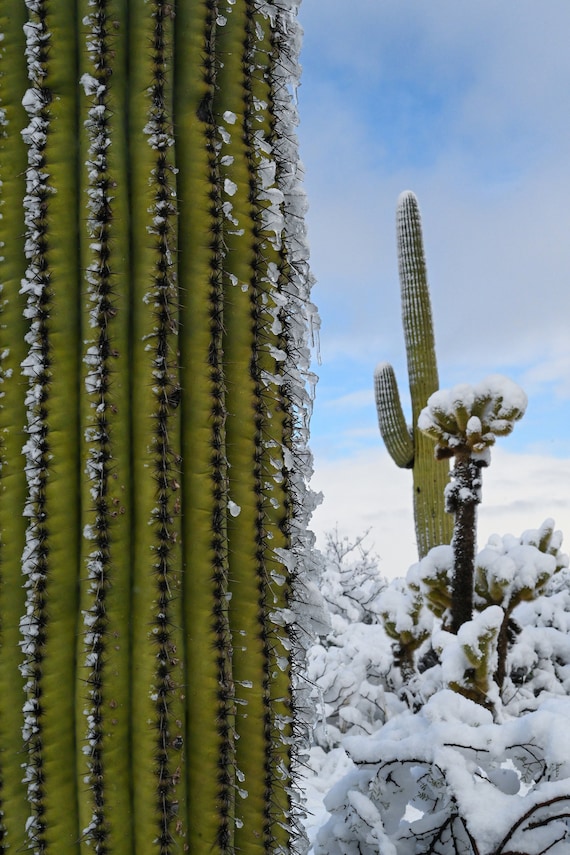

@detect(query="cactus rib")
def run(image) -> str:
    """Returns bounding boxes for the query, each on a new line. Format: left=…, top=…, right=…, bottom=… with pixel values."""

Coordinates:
left=175, top=2, right=237, bottom=851
left=0, top=1, right=30, bottom=846
left=20, top=0, right=83, bottom=849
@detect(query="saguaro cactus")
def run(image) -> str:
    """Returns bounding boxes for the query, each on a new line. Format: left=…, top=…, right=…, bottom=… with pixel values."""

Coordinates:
left=374, top=191, right=452, bottom=559
left=0, top=2, right=316, bottom=853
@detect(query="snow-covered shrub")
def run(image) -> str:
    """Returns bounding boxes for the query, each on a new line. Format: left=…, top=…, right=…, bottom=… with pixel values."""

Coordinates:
left=318, top=529, right=388, bottom=624
left=306, top=532, right=395, bottom=749
left=315, top=692, right=570, bottom=855
left=310, top=522, right=570, bottom=854
left=503, top=563, right=570, bottom=715
left=307, top=621, right=396, bottom=748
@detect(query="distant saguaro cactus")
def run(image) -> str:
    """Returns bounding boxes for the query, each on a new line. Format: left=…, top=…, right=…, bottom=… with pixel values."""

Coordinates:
left=0, top=2, right=316, bottom=853
left=374, top=192, right=452, bottom=559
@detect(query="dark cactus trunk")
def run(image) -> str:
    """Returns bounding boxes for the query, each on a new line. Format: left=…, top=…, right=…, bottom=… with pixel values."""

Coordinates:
left=448, top=453, right=482, bottom=634
left=0, top=1, right=315, bottom=852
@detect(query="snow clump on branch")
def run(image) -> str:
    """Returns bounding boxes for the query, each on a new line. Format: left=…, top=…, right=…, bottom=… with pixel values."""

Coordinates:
left=418, top=374, right=527, bottom=463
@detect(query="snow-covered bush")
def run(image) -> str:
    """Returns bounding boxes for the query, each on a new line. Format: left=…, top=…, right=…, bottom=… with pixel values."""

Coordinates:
left=305, top=375, right=570, bottom=854
left=306, top=532, right=395, bottom=749
left=317, top=529, right=387, bottom=624
left=309, top=522, right=570, bottom=854
left=315, top=692, right=570, bottom=855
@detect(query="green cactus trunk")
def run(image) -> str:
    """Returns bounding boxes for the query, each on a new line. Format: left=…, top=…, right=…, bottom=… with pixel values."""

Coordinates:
left=374, top=192, right=453, bottom=559
left=0, top=1, right=315, bottom=852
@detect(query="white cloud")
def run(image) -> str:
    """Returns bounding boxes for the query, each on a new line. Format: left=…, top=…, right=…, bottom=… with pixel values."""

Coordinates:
left=309, top=446, right=570, bottom=580
left=522, top=347, right=570, bottom=400
left=319, top=388, right=374, bottom=410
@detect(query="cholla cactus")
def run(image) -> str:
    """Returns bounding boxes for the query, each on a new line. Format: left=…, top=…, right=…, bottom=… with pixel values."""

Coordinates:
left=378, top=579, right=432, bottom=682
left=474, top=519, right=566, bottom=687
left=436, top=606, right=504, bottom=710
left=419, top=375, right=527, bottom=633
left=0, top=2, right=316, bottom=852
left=374, top=192, right=452, bottom=559
left=418, top=374, right=527, bottom=463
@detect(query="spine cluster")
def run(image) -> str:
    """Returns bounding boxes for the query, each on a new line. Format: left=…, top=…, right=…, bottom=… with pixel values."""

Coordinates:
left=144, top=2, right=183, bottom=849
left=20, top=2, right=52, bottom=848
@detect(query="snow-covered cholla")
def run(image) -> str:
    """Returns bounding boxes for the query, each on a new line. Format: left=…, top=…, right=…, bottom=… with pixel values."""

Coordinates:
left=305, top=522, right=570, bottom=854
left=418, top=374, right=528, bottom=464
left=419, top=375, right=527, bottom=633
left=304, top=376, right=570, bottom=854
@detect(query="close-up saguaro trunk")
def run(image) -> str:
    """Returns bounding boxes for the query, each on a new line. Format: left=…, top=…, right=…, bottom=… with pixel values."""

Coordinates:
left=0, top=1, right=316, bottom=853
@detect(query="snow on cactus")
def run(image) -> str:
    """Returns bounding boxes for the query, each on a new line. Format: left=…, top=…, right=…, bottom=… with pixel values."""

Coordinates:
left=309, top=525, right=570, bottom=855
left=434, top=605, right=504, bottom=711
left=418, top=374, right=527, bottom=464
left=392, top=521, right=568, bottom=707
left=418, top=375, right=527, bottom=633
left=378, top=578, right=433, bottom=682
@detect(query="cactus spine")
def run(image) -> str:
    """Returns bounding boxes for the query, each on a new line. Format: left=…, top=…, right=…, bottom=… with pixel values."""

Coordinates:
left=0, top=1, right=315, bottom=853
left=374, top=191, right=453, bottom=559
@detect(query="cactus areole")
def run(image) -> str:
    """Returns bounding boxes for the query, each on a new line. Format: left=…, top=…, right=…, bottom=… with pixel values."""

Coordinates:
left=0, top=1, right=317, bottom=853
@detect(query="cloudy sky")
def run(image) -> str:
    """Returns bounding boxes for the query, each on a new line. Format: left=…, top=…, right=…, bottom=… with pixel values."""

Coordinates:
left=296, top=1, right=570, bottom=576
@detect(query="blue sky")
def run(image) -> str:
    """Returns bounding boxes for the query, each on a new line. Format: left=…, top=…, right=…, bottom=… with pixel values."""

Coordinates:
left=296, top=2, right=570, bottom=573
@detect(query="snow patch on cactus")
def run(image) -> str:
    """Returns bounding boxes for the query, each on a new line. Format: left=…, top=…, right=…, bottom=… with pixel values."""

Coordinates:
left=418, top=374, right=527, bottom=459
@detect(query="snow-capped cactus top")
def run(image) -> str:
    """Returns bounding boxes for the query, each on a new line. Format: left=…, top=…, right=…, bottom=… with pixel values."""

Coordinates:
left=418, top=374, right=527, bottom=462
